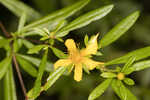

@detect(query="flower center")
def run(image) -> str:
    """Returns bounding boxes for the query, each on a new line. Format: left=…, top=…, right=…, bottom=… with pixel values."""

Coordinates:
left=69, top=51, right=83, bottom=64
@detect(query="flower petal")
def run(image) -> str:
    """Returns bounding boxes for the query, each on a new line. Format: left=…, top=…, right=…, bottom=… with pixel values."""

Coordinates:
left=65, top=39, right=77, bottom=55
left=83, top=58, right=104, bottom=70
left=81, top=34, right=99, bottom=56
left=74, top=63, right=82, bottom=82
left=54, top=59, right=72, bottom=69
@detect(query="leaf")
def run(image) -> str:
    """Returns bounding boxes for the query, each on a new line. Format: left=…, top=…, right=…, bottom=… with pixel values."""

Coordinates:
left=21, top=0, right=90, bottom=32
left=111, top=79, right=137, bottom=100
left=0, top=0, right=41, bottom=22
left=123, top=78, right=135, bottom=86
left=122, top=67, right=135, bottom=75
left=17, top=12, right=26, bottom=33
left=100, top=11, right=140, bottom=48
left=13, top=39, right=22, bottom=53
left=0, top=37, right=10, bottom=48
left=22, top=39, right=34, bottom=49
left=48, top=39, right=54, bottom=45
left=101, top=72, right=116, bottom=78
left=63, top=64, right=74, bottom=75
left=27, top=67, right=66, bottom=99
left=55, top=4, right=114, bottom=37
left=16, top=54, right=53, bottom=72
left=88, top=79, right=112, bottom=100
left=3, top=66, right=17, bottom=100
left=53, top=20, right=67, bottom=33
left=125, top=60, right=150, bottom=74
left=121, top=57, right=135, bottom=73
left=83, top=64, right=90, bottom=74
left=84, top=34, right=89, bottom=46
left=94, top=51, right=103, bottom=56
left=0, top=56, right=12, bottom=80
left=51, top=47, right=68, bottom=59
left=105, top=46, right=150, bottom=65
left=42, top=67, right=66, bottom=91
left=16, top=56, right=37, bottom=77
left=132, top=60, right=150, bottom=71
left=30, top=49, right=48, bottom=99
left=28, top=45, right=47, bottom=54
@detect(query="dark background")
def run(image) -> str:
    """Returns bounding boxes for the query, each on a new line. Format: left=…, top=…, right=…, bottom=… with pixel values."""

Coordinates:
left=0, top=0, right=150, bottom=100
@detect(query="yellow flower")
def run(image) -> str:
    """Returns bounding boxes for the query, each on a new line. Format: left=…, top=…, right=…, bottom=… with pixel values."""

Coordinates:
left=54, top=34, right=104, bottom=81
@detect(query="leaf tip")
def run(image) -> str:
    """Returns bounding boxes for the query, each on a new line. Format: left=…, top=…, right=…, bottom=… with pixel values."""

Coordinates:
left=106, top=4, right=114, bottom=10
left=131, top=10, right=140, bottom=20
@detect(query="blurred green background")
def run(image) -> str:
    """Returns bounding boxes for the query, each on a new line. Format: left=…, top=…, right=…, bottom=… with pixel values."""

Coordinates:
left=0, top=0, right=150, bottom=100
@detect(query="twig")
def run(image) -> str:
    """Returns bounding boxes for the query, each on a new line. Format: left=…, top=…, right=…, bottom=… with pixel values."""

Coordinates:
left=0, top=21, right=27, bottom=100
left=0, top=21, right=11, bottom=38
left=12, top=54, right=28, bottom=100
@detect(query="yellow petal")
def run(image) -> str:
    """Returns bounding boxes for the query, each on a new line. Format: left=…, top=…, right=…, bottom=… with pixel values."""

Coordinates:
left=83, top=58, right=104, bottom=70
left=54, top=59, right=72, bottom=69
left=65, top=39, right=77, bottom=55
left=81, top=34, right=99, bottom=56
left=74, top=63, right=82, bottom=82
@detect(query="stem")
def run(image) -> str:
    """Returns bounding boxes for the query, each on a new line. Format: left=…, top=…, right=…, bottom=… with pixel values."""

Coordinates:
left=0, top=21, right=11, bottom=38
left=12, top=54, right=28, bottom=100
left=0, top=21, right=28, bottom=100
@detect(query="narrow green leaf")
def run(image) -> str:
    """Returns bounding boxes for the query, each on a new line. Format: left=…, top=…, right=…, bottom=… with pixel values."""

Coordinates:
left=88, top=79, right=112, bottom=100
left=40, top=36, right=49, bottom=41
left=83, top=64, right=90, bottom=74
left=56, top=38, right=64, bottom=43
left=111, top=79, right=137, bottom=100
left=23, top=28, right=48, bottom=36
left=31, top=49, right=48, bottom=99
left=3, top=66, right=17, bottom=100
left=55, top=4, right=114, bottom=37
left=13, top=39, right=22, bottom=53
left=22, top=0, right=90, bottom=32
left=16, top=56, right=37, bottom=77
left=51, top=47, right=68, bottom=59
left=42, top=67, right=66, bottom=91
left=28, top=45, right=47, bottom=54
left=132, top=60, right=150, bottom=71
left=0, top=56, right=12, bottom=80
left=9, top=67, right=17, bottom=100
left=123, top=67, right=135, bottom=75
left=0, top=0, right=41, bottom=22
left=17, top=54, right=53, bottom=72
left=48, top=39, right=54, bottom=45
left=100, top=11, right=140, bottom=48
left=123, top=78, right=135, bottom=86
left=18, top=12, right=26, bottom=33
left=0, top=37, right=10, bottom=48
left=22, top=39, right=34, bottom=49
left=64, top=64, right=74, bottom=75
left=53, top=20, right=67, bottom=33
left=121, top=57, right=135, bottom=73
left=101, top=72, right=116, bottom=78
left=125, top=60, right=150, bottom=74
left=27, top=67, right=66, bottom=99
left=84, top=34, right=89, bottom=46
left=105, top=46, right=150, bottom=65
left=94, top=51, right=103, bottom=56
